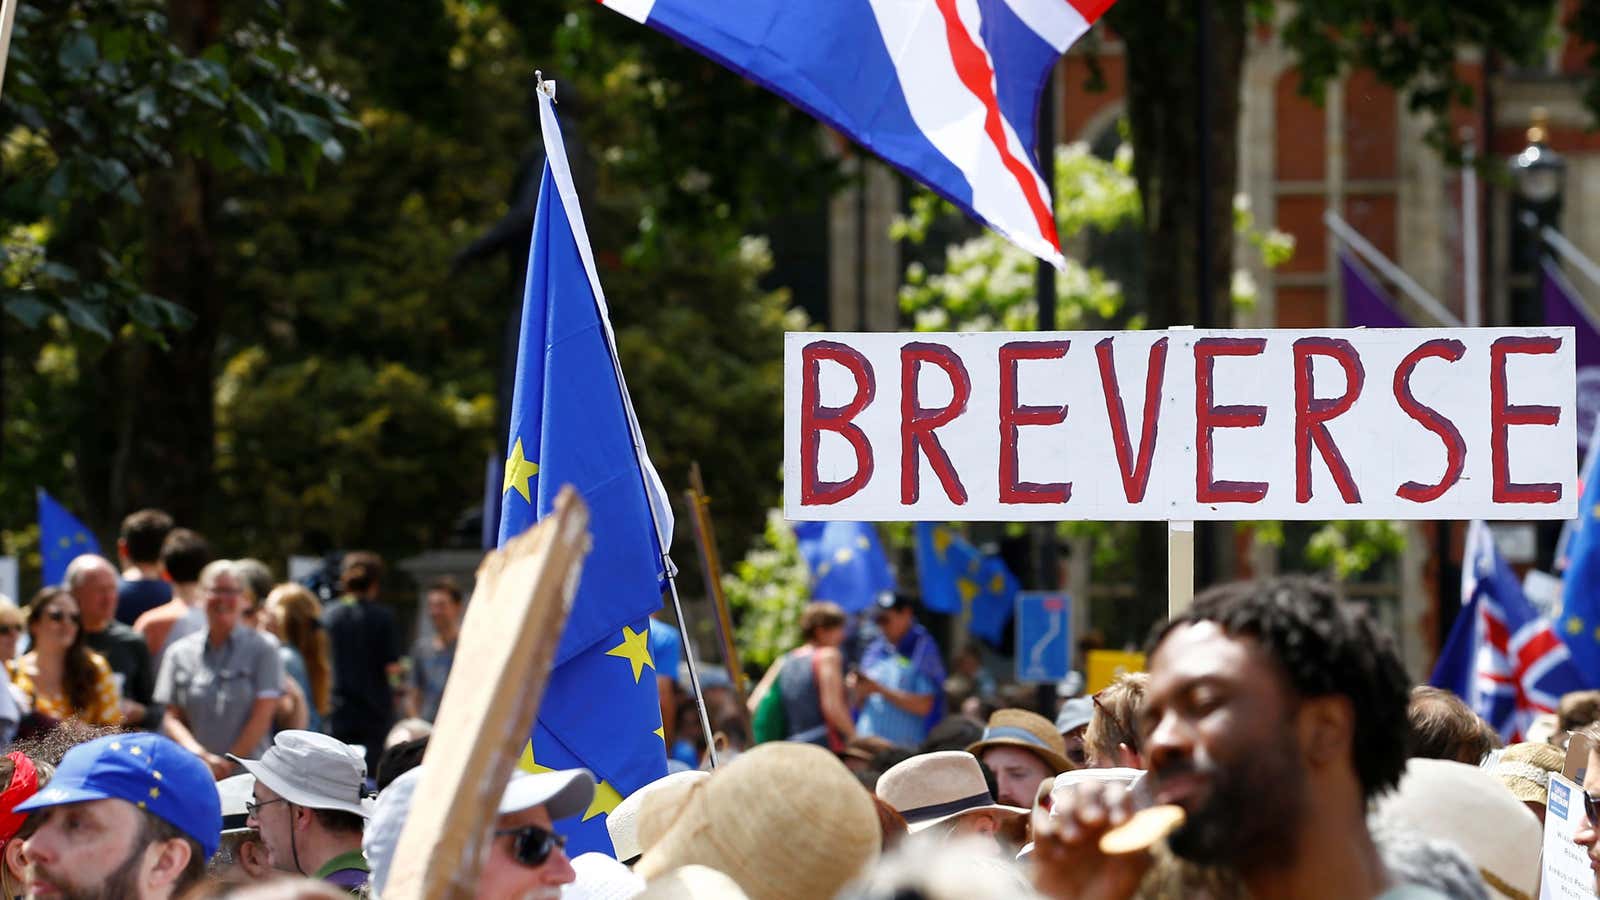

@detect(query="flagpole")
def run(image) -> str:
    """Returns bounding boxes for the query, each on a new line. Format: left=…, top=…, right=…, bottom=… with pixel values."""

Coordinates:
left=1462, top=131, right=1481, bottom=328
left=666, top=571, right=721, bottom=768
left=1324, top=210, right=1462, bottom=327
left=1540, top=223, right=1600, bottom=297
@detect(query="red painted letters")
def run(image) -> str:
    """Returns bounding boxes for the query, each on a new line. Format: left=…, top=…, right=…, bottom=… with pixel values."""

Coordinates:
left=999, top=341, right=1072, bottom=504
left=1195, top=337, right=1269, bottom=504
left=1393, top=339, right=1467, bottom=503
left=800, top=341, right=876, bottom=505
left=901, top=342, right=971, bottom=505
left=1292, top=337, right=1365, bottom=503
left=1490, top=336, right=1564, bottom=503
left=1096, top=336, right=1168, bottom=503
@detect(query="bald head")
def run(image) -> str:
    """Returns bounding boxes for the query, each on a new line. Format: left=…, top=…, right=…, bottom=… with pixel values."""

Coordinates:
left=66, top=555, right=118, bottom=632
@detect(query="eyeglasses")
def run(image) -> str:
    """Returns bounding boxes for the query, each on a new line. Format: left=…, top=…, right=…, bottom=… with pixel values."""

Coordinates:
left=245, top=798, right=287, bottom=819
left=1585, top=791, right=1600, bottom=826
left=494, top=823, right=566, bottom=868
left=42, top=610, right=79, bottom=625
left=0, top=625, right=20, bottom=636
left=1092, top=691, right=1138, bottom=752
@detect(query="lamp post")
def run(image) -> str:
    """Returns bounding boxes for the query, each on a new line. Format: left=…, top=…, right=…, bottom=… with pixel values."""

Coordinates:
left=1508, top=107, right=1567, bottom=325
left=1508, top=107, right=1568, bottom=570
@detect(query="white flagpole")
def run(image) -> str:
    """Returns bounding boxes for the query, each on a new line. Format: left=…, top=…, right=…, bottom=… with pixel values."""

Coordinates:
left=1324, top=209, right=1462, bottom=327
left=1462, top=134, right=1481, bottom=328
left=1541, top=224, right=1600, bottom=297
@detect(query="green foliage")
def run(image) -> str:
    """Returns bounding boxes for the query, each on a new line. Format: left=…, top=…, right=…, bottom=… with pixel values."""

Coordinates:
left=722, top=510, right=811, bottom=668
left=0, top=0, right=357, bottom=337
left=1279, top=1, right=1553, bottom=156
left=897, top=143, right=1140, bottom=331
left=1253, top=519, right=1408, bottom=580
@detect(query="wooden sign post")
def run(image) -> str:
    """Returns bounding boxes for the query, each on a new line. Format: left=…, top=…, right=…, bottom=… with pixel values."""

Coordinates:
left=687, top=462, right=749, bottom=710
left=382, top=486, right=591, bottom=900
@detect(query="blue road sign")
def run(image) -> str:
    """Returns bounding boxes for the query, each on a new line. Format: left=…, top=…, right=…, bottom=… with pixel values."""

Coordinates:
left=1015, top=591, right=1072, bottom=683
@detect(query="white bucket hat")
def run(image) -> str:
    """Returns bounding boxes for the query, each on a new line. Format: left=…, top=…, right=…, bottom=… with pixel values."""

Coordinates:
left=230, top=730, right=372, bottom=818
left=608, top=770, right=710, bottom=864
left=875, top=751, right=1027, bottom=833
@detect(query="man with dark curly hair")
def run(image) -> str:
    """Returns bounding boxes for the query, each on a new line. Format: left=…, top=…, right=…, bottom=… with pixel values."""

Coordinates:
left=1031, top=576, right=1435, bottom=900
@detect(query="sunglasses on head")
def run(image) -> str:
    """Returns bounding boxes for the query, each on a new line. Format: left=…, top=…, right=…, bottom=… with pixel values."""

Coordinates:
left=43, top=610, right=78, bottom=625
left=494, top=823, right=566, bottom=868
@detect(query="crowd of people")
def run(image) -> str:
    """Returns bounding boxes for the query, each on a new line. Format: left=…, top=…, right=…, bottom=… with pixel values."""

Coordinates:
left=0, top=508, right=1597, bottom=898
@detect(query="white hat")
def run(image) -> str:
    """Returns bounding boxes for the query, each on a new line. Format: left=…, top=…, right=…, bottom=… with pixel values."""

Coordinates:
left=230, top=730, right=371, bottom=818
left=501, top=768, right=596, bottom=822
left=639, top=865, right=749, bottom=900
left=875, top=751, right=1027, bottom=833
left=1373, top=757, right=1541, bottom=900
left=1054, top=697, right=1094, bottom=735
left=566, top=852, right=646, bottom=900
left=363, top=767, right=423, bottom=898
left=216, top=773, right=256, bottom=833
left=608, top=771, right=710, bottom=863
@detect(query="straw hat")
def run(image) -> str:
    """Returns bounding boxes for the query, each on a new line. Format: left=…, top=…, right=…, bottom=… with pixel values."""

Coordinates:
left=639, top=865, right=749, bottom=900
left=609, top=770, right=710, bottom=864
left=875, top=751, right=1027, bottom=833
left=1492, top=741, right=1565, bottom=807
left=1373, top=758, right=1541, bottom=900
left=966, top=709, right=1074, bottom=774
left=634, top=743, right=880, bottom=900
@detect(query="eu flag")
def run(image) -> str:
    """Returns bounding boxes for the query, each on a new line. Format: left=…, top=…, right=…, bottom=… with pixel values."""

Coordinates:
left=37, top=488, right=99, bottom=588
left=499, top=83, right=671, bottom=856
left=1561, top=427, right=1600, bottom=684
left=793, top=522, right=893, bottom=614
left=914, top=524, right=1019, bottom=645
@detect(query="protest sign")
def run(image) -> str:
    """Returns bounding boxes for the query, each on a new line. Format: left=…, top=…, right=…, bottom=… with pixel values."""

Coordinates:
left=1543, top=773, right=1594, bottom=899
left=383, top=487, right=590, bottom=900
left=785, top=328, right=1577, bottom=522
left=1087, top=650, right=1147, bottom=694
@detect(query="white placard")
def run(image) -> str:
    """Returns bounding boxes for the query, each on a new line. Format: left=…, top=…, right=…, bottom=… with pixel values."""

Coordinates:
left=785, top=329, right=1578, bottom=522
left=1542, top=774, right=1595, bottom=899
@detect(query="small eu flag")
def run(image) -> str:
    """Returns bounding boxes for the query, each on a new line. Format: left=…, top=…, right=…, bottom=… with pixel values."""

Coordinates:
left=914, top=524, right=1019, bottom=646
left=793, top=522, right=894, bottom=614
left=497, top=82, right=673, bottom=857
left=37, top=488, right=99, bottom=588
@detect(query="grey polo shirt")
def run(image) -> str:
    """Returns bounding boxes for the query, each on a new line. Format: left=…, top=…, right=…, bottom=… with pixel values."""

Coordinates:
left=154, top=625, right=283, bottom=757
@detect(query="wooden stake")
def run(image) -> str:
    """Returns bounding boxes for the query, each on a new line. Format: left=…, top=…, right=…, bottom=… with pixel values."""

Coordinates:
left=1168, top=520, right=1194, bottom=617
left=0, top=0, right=18, bottom=100
left=686, top=463, right=749, bottom=713
left=382, top=486, right=590, bottom=900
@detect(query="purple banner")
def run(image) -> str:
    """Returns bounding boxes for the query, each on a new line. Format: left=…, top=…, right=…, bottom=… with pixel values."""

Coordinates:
left=1543, top=261, right=1600, bottom=452
left=1340, top=250, right=1411, bottom=329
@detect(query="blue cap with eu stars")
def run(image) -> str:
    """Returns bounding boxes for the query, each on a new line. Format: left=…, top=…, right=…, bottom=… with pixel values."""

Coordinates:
left=16, top=732, right=222, bottom=859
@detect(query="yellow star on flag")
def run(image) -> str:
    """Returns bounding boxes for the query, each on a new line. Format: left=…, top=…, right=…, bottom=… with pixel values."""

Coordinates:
left=933, top=527, right=952, bottom=561
left=990, top=574, right=1006, bottom=595
left=57, top=538, right=69, bottom=549
left=654, top=726, right=665, bottom=741
left=856, top=535, right=870, bottom=550
left=502, top=438, right=539, bottom=503
left=606, top=625, right=655, bottom=683
left=834, top=547, right=854, bottom=565
left=959, top=578, right=980, bottom=605
left=518, top=744, right=623, bottom=822
left=1569, top=616, right=1586, bottom=636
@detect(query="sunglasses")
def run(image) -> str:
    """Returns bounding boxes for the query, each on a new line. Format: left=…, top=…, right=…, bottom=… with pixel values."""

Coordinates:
left=494, top=824, right=566, bottom=868
left=1586, top=791, right=1600, bottom=826
left=1092, top=691, right=1138, bottom=752
left=42, top=610, right=79, bottom=625
left=0, top=625, right=20, bottom=636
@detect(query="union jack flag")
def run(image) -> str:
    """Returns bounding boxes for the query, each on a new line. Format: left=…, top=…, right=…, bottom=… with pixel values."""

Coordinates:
left=598, top=0, right=1117, bottom=268
left=1430, top=520, right=1588, bottom=742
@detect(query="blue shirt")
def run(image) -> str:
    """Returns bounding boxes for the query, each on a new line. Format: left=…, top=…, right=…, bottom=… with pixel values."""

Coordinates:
left=116, top=579, right=171, bottom=626
left=855, top=653, right=937, bottom=748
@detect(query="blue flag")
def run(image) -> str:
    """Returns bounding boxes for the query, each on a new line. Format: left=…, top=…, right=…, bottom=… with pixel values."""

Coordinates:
left=37, top=489, right=98, bottom=588
left=913, top=524, right=1019, bottom=644
left=794, top=522, right=893, bottom=614
left=1562, top=429, right=1600, bottom=685
left=967, top=555, right=1021, bottom=647
left=1433, top=522, right=1587, bottom=741
left=499, top=84, right=672, bottom=857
